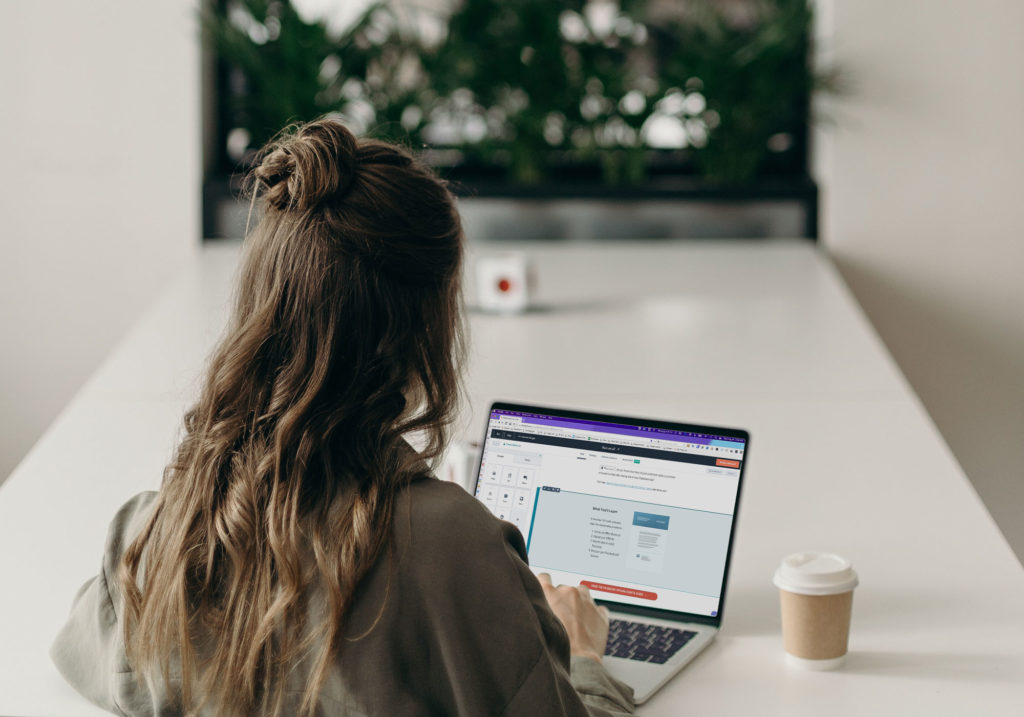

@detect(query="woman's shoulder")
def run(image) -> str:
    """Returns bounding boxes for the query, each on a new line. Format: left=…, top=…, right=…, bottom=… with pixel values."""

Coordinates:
left=402, top=476, right=492, bottom=523
left=105, top=491, right=158, bottom=547
left=393, top=477, right=525, bottom=576
left=100, top=491, right=158, bottom=576
left=399, top=477, right=509, bottom=543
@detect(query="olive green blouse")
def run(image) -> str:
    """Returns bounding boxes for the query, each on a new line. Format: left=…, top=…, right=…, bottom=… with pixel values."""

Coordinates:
left=52, top=478, right=635, bottom=716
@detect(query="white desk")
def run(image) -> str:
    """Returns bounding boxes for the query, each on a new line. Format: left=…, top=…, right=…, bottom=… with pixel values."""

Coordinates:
left=2, top=240, right=1022, bottom=715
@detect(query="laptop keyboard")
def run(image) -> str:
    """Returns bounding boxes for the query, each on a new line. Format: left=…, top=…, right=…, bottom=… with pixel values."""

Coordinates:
left=605, top=619, right=698, bottom=664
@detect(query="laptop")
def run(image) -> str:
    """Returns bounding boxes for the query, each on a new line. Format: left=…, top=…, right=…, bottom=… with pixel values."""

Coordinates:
left=471, top=401, right=748, bottom=704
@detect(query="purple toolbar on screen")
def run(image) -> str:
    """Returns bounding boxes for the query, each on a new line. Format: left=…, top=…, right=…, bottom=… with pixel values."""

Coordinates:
left=490, top=409, right=744, bottom=448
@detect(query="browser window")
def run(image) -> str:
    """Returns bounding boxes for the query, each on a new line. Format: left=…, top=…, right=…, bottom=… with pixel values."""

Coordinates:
left=475, top=408, right=745, bottom=616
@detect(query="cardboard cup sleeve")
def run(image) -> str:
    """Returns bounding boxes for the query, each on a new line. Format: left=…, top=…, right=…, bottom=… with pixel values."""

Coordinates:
left=779, top=589, right=854, bottom=660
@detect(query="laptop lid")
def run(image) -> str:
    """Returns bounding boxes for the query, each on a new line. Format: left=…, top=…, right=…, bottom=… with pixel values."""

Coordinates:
left=472, top=401, right=748, bottom=628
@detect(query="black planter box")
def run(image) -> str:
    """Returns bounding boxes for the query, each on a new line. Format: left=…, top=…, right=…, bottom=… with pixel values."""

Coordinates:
left=202, top=172, right=817, bottom=242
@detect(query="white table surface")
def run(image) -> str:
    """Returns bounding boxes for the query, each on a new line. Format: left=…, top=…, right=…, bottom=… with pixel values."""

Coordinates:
left=1, top=239, right=1022, bottom=715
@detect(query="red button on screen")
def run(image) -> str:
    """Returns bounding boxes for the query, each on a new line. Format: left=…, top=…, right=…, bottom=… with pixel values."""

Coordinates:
left=580, top=581, right=658, bottom=601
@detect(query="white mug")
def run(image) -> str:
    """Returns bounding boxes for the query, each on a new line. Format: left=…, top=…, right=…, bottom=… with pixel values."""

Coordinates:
left=475, top=253, right=532, bottom=313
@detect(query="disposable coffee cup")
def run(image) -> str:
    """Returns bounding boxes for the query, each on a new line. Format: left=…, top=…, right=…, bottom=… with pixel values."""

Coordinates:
left=773, top=552, right=858, bottom=670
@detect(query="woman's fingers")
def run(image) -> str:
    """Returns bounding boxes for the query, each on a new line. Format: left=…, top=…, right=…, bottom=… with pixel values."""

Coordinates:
left=536, top=574, right=611, bottom=663
left=537, top=573, right=600, bottom=607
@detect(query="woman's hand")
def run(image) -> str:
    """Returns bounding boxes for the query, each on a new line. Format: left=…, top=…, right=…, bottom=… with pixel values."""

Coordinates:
left=537, top=573, right=610, bottom=663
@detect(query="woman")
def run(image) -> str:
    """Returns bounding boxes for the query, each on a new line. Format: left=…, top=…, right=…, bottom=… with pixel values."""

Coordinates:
left=51, top=118, right=635, bottom=716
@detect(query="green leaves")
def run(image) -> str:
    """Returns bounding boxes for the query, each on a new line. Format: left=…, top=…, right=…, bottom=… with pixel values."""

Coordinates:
left=206, top=0, right=830, bottom=185
left=651, top=0, right=817, bottom=183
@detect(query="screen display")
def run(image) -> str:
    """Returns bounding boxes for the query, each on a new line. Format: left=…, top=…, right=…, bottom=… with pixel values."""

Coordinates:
left=474, top=406, right=746, bottom=617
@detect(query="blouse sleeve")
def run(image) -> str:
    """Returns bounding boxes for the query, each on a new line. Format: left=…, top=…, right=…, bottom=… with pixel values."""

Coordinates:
left=384, top=479, right=636, bottom=717
left=495, top=520, right=636, bottom=716
left=50, top=492, right=159, bottom=716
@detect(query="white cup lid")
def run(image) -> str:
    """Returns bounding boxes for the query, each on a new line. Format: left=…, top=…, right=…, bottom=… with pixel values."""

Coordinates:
left=773, top=552, right=858, bottom=596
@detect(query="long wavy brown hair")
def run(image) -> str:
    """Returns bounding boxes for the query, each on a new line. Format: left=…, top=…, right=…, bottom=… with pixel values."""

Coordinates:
left=118, top=118, right=465, bottom=716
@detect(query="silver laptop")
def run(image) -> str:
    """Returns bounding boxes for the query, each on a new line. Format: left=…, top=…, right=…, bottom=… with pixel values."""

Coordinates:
left=471, top=402, right=748, bottom=704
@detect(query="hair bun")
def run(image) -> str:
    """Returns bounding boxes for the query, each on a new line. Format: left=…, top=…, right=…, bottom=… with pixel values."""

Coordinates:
left=253, top=120, right=359, bottom=212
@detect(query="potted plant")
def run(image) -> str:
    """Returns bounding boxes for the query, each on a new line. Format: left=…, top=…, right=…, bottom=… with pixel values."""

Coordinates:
left=203, top=0, right=837, bottom=238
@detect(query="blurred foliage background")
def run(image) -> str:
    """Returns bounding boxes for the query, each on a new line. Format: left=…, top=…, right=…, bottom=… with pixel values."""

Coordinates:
left=204, top=0, right=834, bottom=186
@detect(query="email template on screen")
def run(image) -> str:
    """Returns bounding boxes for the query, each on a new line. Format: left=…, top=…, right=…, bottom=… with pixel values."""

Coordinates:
left=475, top=408, right=745, bottom=616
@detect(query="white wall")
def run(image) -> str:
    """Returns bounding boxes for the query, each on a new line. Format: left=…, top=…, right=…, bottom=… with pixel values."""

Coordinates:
left=4, top=0, right=1022, bottom=570
left=0, top=1, right=200, bottom=482
left=816, top=1, right=1024, bottom=562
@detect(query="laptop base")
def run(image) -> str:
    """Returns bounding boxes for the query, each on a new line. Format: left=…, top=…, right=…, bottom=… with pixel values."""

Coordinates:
left=602, top=617, right=717, bottom=704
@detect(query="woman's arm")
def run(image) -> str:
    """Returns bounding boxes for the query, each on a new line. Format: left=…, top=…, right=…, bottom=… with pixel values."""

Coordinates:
left=50, top=566, right=127, bottom=714
left=385, top=478, right=636, bottom=716
left=50, top=492, right=158, bottom=716
left=495, top=521, right=636, bottom=716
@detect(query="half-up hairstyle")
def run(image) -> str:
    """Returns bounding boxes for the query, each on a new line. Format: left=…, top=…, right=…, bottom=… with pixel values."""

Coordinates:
left=119, top=118, right=465, bottom=716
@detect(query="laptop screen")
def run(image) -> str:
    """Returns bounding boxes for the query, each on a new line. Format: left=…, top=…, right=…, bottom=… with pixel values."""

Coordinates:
left=474, top=403, right=747, bottom=619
